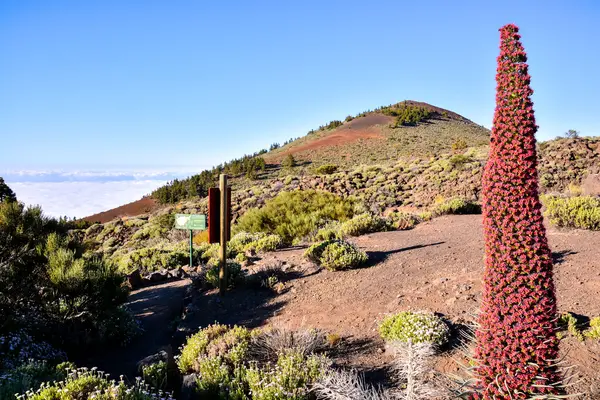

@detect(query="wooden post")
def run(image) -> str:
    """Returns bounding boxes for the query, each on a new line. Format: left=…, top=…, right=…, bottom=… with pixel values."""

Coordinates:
left=219, top=174, right=228, bottom=294
left=189, top=229, right=193, bottom=268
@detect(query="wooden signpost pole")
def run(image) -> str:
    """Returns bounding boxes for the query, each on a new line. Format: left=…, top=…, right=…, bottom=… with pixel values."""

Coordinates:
left=219, top=174, right=228, bottom=294
left=189, top=229, right=193, bottom=269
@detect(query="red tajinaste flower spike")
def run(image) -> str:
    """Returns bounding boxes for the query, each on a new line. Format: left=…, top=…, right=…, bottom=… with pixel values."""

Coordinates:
left=471, top=24, right=561, bottom=399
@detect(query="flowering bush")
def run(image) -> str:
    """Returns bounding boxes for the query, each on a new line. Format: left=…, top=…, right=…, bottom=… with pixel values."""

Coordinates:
left=178, top=325, right=330, bottom=399
left=245, top=351, right=330, bottom=400
left=0, top=332, right=66, bottom=371
left=17, top=367, right=171, bottom=400
left=177, top=324, right=251, bottom=374
left=141, top=361, right=168, bottom=391
left=378, top=311, right=449, bottom=347
left=304, top=240, right=368, bottom=271
left=0, top=360, right=73, bottom=400
left=473, top=24, right=561, bottom=398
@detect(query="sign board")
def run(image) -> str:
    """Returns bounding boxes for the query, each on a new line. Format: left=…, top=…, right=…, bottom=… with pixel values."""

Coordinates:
left=174, top=214, right=207, bottom=230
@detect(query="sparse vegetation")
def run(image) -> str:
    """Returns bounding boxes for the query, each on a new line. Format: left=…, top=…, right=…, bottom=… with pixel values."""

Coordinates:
left=542, top=195, right=600, bottom=230
left=176, top=325, right=331, bottom=399
left=378, top=311, right=450, bottom=347
left=304, top=239, right=368, bottom=271
left=314, top=164, right=338, bottom=175
left=338, top=213, right=391, bottom=237
left=19, top=367, right=170, bottom=400
left=433, top=197, right=481, bottom=216
left=282, top=154, right=296, bottom=170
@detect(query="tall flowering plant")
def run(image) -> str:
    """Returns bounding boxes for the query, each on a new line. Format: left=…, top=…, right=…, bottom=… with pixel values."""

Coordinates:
left=473, top=24, right=561, bottom=398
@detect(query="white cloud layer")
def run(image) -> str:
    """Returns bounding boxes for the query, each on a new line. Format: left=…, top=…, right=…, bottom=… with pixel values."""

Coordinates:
left=2, top=169, right=200, bottom=218
left=9, top=180, right=168, bottom=218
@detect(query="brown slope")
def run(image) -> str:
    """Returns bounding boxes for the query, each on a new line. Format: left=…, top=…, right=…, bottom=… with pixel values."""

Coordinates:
left=83, top=196, right=158, bottom=224
left=265, top=101, right=489, bottom=165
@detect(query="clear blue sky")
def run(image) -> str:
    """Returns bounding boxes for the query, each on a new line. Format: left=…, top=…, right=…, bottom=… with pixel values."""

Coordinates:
left=1, top=0, right=598, bottom=170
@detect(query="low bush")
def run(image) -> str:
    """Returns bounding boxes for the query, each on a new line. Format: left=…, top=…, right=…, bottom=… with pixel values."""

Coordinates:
left=245, top=351, right=330, bottom=400
left=542, top=195, right=600, bottom=230
left=111, top=246, right=189, bottom=273
left=314, top=164, right=338, bottom=175
left=229, top=232, right=283, bottom=254
left=585, top=317, right=600, bottom=340
left=452, top=138, right=468, bottom=151
left=558, top=312, right=585, bottom=341
left=235, top=191, right=355, bottom=245
left=387, top=211, right=420, bottom=230
left=18, top=367, right=169, bottom=399
left=339, top=213, right=391, bottom=237
left=141, top=360, right=168, bottom=391
left=178, top=325, right=330, bottom=399
left=249, top=327, right=326, bottom=361
left=314, top=222, right=343, bottom=241
left=558, top=313, right=600, bottom=341
left=204, top=261, right=244, bottom=289
left=304, top=240, right=368, bottom=271
left=0, top=360, right=73, bottom=400
left=433, top=198, right=481, bottom=216
left=178, top=324, right=252, bottom=374
left=379, top=311, right=450, bottom=347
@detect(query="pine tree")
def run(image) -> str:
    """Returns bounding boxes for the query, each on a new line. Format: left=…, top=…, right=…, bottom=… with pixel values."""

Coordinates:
left=0, top=177, right=17, bottom=203
left=473, top=24, right=561, bottom=398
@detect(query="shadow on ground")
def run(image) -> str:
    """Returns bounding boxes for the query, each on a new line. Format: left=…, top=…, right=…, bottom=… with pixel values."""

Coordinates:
left=365, top=241, right=446, bottom=266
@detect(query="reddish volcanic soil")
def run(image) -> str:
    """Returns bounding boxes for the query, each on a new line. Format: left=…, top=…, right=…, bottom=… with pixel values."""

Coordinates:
left=83, top=196, right=158, bottom=223
left=268, top=114, right=392, bottom=162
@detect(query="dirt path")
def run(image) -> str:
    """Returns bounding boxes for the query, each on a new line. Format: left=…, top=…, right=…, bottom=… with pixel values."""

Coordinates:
left=82, top=279, right=191, bottom=379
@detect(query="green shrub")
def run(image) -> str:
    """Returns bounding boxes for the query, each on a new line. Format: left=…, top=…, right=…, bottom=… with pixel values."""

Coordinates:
left=542, top=195, right=600, bottom=230
left=451, top=138, right=468, bottom=151
left=282, top=154, right=296, bottom=170
left=20, top=367, right=168, bottom=399
left=304, top=240, right=368, bottom=271
left=314, top=222, right=342, bottom=241
left=245, top=351, right=329, bottom=400
left=379, top=311, right=450, bottom=347
left=314, top=164, right=338, bottom=175
left=112, top=246, right=189, bottom=273
left=558, top=312, right=585, bottom=341
left=142, top=361, right=168, bottom=391
left=205, top=261, right=244, bottom=289
left=434, top=198, right=481, bottom=215
left=448, top=154, right=472, bottom=168
left=0, top=360, right=72, bottom=400
left=387, top=211, right=419, bottom=230
left=235, top=191, right=355, bottom=245
left=178, top=324, right=252, bottom=374
left=585, top=317, right=600, bottom=340
left=338, top=213, right=391, bottom=237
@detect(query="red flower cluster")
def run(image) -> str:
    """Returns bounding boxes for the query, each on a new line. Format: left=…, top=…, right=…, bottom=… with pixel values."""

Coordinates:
left=472, top=24, right=561, bottom=399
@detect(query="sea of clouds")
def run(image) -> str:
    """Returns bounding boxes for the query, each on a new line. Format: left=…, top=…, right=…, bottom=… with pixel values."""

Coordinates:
left=2, top=169, right=197, bottom=218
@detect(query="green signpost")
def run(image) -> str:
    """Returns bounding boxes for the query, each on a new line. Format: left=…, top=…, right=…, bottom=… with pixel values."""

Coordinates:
left=174, top=214, right=207, bottom=268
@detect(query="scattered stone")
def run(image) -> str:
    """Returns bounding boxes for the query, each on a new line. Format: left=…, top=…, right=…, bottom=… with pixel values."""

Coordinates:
left=148, top=270, right=169, bottom=283
left=127, top=269, right=143, bottom=289
left=180, top=374, right=200, bottom=400
left=582, top=174, right=600, bottom=196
